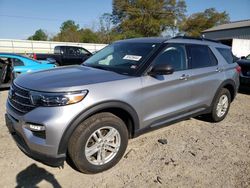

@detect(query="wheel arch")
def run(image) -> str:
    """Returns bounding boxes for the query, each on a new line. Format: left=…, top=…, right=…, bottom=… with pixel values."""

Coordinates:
left=58, top=101, right=140, bottom=155
left=212, top=79, right=237, bottom=106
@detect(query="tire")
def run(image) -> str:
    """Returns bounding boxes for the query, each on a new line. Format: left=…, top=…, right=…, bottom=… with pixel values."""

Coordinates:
left=68, top=112, right=128, bottom=173
left=207, top=88, right=231, bottom=122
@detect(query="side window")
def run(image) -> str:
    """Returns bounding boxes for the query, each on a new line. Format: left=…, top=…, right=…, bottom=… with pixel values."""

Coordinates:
left=79, top=48, right=89, bottom=55
left=153, top=44, right=187, bottom=72
left=12, top=58, right=24, bottom=66
left=216, top=48, right=234, bottom=64
left=54, top=46, right=61, bottom=54
left=67, top=47, right=77, bottom=56
left=0, top=58, right=6, bottom=72
left=187, top=45, right=217, bottom=69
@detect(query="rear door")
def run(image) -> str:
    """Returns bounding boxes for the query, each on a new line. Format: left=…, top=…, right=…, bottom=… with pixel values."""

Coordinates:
left=141, top=43, right=193, bottom=128
left=185, top=44, right=225, bottom=109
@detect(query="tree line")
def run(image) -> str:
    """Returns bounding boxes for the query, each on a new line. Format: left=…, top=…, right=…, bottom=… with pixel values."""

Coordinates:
left=28, top=0, right=229, bottom=43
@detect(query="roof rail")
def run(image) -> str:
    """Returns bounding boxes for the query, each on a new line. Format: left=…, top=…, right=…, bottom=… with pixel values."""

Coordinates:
left=172, top=36, right=220, bottom=43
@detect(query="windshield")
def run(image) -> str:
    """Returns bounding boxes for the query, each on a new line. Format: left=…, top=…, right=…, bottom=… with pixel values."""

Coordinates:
left=246, top=54, right=250, bottom=60
left=83, top=42, right=159, bottom=75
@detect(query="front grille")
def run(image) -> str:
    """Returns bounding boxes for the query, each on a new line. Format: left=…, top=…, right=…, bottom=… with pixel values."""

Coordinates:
left=8, top=83, right=36, bottom=114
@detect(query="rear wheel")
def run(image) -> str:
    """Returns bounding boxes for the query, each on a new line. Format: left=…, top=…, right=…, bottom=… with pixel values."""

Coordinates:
left=68, top=112, right=128, bottom=173
left=207, top=88, right=231, bottom=122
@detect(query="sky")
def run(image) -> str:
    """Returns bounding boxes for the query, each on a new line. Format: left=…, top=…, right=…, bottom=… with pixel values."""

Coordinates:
left=0, top=0, right=249, bottom=39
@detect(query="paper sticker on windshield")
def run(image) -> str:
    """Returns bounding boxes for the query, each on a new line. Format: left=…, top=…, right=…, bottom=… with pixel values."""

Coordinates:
left=123, top=55, right=142, bottom=61
left=130, top=65, right=137, bottom=69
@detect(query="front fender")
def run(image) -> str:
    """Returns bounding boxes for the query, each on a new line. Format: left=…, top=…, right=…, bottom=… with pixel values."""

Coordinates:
left=57, top=101, right=140, bottom=155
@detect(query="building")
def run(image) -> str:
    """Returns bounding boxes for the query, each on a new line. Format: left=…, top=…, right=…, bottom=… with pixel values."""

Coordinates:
left=202, top=19, right=250, bottom=57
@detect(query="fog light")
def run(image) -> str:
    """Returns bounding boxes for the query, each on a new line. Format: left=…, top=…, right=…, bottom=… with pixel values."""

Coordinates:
left=27, top=124, right=45, bottom=131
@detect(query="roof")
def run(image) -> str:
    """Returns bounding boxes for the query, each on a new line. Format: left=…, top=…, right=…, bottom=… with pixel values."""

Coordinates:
left=115, top=37, right=168, bottom=43
left=203, top=19, right=250, bottom=32
left=0, top=53, right=36, bottom=60
left=0, top=53, right=24, bottom=57
left=115, top=36, right=227, bottom=47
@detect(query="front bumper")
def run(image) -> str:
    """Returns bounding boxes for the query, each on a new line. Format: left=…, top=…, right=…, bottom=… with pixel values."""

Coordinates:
left=5, top=114, right=65, bottom=167
left=5, top=97, right=88, bottom=167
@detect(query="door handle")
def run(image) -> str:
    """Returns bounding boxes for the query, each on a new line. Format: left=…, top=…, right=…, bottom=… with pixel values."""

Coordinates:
left=179, top=74, right=189, bottom=80
left=216, top=67, right=223, bottom=72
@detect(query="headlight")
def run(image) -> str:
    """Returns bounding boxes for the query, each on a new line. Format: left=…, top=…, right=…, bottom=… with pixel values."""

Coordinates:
left=30, top=90, right=88, bottom=107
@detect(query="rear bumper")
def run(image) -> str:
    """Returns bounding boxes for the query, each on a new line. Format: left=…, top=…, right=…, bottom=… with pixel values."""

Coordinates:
left=5, top=114, right=65, bottom=167
left=240, top=76, right=250, bottom=85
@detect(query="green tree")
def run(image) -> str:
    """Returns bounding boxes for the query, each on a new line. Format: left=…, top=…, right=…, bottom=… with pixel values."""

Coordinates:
left=180, top=8, right=230, bottom=37
left=99, top=13, right=113, bottom=33
left=79, top=28, right=99, bottom=43
left=97, top=13, right=116, bottom=43
left=60, top=20, right=79, bottom=32
left=53, top=20, right=80, bottom=42
left=165, top=0, right=187, bottom=36
left=112, top=0, right=186, bottom=37
left=27, top=29, right=48, bottom=41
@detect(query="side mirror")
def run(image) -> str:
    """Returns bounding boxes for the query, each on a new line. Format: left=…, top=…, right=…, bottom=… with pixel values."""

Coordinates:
left=149, top=64, right=174, bottom=76
left=241, top=56, right=246, bottom=59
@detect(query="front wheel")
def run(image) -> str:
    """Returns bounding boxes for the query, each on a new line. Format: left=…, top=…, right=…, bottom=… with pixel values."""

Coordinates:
left=68, top=112, right=128, bottom=173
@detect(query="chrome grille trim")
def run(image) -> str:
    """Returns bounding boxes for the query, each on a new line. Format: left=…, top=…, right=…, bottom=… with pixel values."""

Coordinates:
left=8, top=83, right=36, bottom=114
left=10, top=98, right=35, bottom=107
left=15, top=92, right=30, bottom=99
left=8, top=100, right=27, bottom=113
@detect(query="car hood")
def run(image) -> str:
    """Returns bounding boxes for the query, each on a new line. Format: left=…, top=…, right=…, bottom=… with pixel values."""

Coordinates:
left=15, top=65, right=131, bottom=92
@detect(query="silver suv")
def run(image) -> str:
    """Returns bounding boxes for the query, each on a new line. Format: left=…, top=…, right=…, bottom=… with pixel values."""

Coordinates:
left=5, top=37, right=240, bottom=173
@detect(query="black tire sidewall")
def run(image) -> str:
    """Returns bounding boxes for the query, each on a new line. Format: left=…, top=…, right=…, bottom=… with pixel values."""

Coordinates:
left=69, top=113, right=128, bottom=173
left=212, top=88, right=231, bottom=122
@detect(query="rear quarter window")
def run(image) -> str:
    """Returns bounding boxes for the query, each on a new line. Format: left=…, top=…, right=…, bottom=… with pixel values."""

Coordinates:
left=216, top=48, right=234, bottom=64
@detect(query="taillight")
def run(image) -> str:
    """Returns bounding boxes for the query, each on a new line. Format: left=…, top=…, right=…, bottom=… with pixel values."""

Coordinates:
left=33, top=53, right=37, bottom=60
left=235, top=65, right=241, bottom=73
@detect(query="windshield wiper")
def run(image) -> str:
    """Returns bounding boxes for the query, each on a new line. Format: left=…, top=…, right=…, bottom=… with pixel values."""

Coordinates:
left=86, top=64, right=112, bottom=71
left=83, top=64, right=131, bottom=76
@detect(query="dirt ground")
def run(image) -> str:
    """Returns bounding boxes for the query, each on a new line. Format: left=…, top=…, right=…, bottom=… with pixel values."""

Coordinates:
left=0, top=88, right=249, bottom=188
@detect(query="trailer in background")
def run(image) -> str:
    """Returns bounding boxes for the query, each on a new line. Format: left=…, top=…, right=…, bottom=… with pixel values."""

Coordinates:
left=0, top=39, right=107, bottom=54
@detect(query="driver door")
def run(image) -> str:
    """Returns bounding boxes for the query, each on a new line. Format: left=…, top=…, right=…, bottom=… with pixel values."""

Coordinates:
left=141, top=43, right=193, bottom=128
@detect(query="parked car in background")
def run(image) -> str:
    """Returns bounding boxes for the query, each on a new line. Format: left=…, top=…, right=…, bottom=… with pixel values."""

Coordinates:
left=236, top=54, right=250, bottom=85
left=33, top=46, right=92, bottom=66
left=5, top=37, right=240, bottom=173
left=0, top=53, right=56, bottom=88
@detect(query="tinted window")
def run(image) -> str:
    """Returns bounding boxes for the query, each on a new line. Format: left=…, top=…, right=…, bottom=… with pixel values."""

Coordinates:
left=153, top=44, right=187, bottom=71
left=0, top=58, right=6, bottom=65
left=217, top=48, right=234, bottom=64
left=54, top=46, right=61, bottom=54
left=78, top=48, right=89, bottom=55
left=66, top=47, right=88, bottom=56
left=67, top=47, right=77, bottom=56
left=13, top=58, right=24, bottom=66
left=187, top=45, right=217, bottom=69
